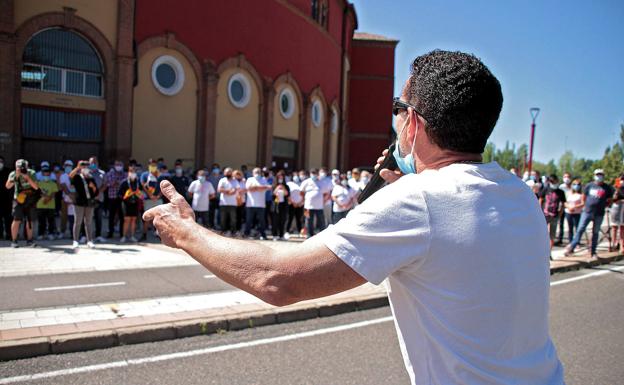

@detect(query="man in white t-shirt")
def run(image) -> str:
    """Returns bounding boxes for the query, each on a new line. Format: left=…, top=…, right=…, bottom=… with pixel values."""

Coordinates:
left=299, top=169, right=325, bottom=237
left=187, top=169, right=215, bottom=228
left=244, top=167, right=271, bottom=240
left=58, top=159, right=75, bottom=238
left=144, top=50, right=563, bottom=385
left=286, top=175, right=304, bottom=236
left=217, top=168, right=239, bottom=236
left=319, top=167, right=334, bottom=227
left=331, top=174, right=356, bottom=224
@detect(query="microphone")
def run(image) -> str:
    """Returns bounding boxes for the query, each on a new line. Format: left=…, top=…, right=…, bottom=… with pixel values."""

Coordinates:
left=357, top=142, right=398, bottom=204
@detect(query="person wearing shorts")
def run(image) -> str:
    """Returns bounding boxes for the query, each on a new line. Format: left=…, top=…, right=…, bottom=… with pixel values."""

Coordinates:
left=539, top=174, right=566, bottom=255
left=118, top=166, right=143, bottom=243
left=5, top=159, right=40, bottom=247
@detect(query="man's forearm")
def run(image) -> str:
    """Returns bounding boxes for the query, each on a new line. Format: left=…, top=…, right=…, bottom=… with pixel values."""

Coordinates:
left=178, top=224, right=296, bottom=306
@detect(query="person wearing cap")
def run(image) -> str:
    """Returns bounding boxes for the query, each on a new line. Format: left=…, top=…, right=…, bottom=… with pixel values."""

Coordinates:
left=565, top=169, right=615, bottom=259
left=36, top=161, right=57, bottom=182
left=35, top=164, right=58, bottom=240
left=58, top=159, right=76, bottom=238
left=5, top=159, right=39, bottom=247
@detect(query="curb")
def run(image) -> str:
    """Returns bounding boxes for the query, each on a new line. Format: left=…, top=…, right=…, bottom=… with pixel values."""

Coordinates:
left=1, top=252, right=621, bottom=362
left=0, top=294, right=389, bottom=361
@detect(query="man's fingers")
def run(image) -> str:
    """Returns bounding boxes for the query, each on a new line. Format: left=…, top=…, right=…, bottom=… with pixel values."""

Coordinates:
left=380, top=168, right=402, bottom=184
left=143, top=206, right=159, bottom=222
left=160, top=180, right=186, bottom=205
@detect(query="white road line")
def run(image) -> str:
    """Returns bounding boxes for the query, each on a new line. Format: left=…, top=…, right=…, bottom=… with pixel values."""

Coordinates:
left=203, top=274, right=216, bottom=279
left=550, top=265, right=624, bottom=286
left=0, top=316, right=394, bottom=384
left=33, top=282, right=126, bottom=292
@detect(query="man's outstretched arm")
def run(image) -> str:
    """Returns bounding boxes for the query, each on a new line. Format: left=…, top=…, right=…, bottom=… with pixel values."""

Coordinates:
left=144, top=181, right=366, bottom=307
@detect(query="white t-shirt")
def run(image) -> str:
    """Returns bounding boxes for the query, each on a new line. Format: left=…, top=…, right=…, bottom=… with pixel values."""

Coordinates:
left=287, top=181, right=303, bottom=205
left=188, top=180, right=215, bottom=212
left=565, top=192, right=583, bottom=214
left=246, top=176, right=268, bottom=208
left=59, top=173, right=75, bottom=215
left=316, top=162, right=564, bottom=385
left=348, top=178, right=362, bottom=191
left=331, top=185, right=355, bottom=213
left=218, top=177, right=239, bottom=206
left=300, top=178, right=324, bottom=210
left=320, top=176, right=334, bottom=206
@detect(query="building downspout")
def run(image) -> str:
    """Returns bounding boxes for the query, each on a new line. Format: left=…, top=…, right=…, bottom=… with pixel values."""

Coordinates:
left=337, top=3, right=347, bottom=170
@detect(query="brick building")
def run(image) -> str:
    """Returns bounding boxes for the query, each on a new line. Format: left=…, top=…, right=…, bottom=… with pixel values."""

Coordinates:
left=0, top=0, right=397, bottom=171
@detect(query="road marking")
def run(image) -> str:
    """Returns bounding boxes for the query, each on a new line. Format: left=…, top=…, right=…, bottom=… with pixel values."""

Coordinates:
left=33, top=282, right=126, bottom=292
left=203, top=274, right=216, bottom=279
left=550, top=265, right=624, bottom=287
left=0, top=316, right=394, bottom=384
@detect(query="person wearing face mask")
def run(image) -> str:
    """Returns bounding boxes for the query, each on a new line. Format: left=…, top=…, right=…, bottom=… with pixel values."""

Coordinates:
left=565, top=169, right=615, bottom=259
left=188, top=169, right=216, bottom=229
left=262, top=167, right=274, bottom=232
left=285, top=173, right=304, bottom=238
left=556, top=172, right=573, bottom=245
left=609, top=174, right=624, bottom=253
left=318, top=167, right=333, bottom=228
left=35, top=164, right=58, bottom=241
left=118, top=166, right=143, bottom=243
left=331, top=174, right=356, bottom=224
left=564, top=178, right=584, bottom=244
left=299, top=169, right=325, bottom=237
left=140, top=160, right=162, bottom=241
left=69, top=161, right=98, bottom=248
left=143, top=51, right=563, bottom=385
left=217, top=167, right=239, bottom=236
left=58, top=159, right=76, bottom=238
left=207, top=165, right=222, bottom=229
left=538, top=175, right=566, bottom=253
left=170, top=160, right=191, bottom=202
left=233, top=169, right=247, bottom=233
left=105, top=160, right=127, bottom=239
left=271, top=170, right=290, bottom=241
left=0, top=155, right=14, bottom=240
left=244, top=167, right=272, bottom=240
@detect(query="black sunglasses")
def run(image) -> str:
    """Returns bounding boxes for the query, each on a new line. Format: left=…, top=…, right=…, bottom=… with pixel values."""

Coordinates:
left=392, top=97, right=426, bottom=120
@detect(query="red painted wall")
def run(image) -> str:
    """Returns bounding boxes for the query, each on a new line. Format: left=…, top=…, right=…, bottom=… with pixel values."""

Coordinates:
left=347, top=40, right=397, bottom=169
left=135, top=0, right=354, bottom=102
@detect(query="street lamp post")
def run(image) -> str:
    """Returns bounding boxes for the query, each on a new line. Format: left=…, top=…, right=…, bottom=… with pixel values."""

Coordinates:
left=528, top=107, right=540, bottom=174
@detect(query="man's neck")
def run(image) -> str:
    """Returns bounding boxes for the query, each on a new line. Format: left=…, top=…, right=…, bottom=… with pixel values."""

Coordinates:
left=416, top=150, right=482, bottom=173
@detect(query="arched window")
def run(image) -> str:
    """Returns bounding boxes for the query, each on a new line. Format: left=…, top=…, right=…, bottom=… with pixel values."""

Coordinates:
left=21, top=28, right=104, bottom=98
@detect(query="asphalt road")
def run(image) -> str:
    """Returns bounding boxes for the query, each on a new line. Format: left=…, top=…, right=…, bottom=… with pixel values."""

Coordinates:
left=0, top=266, right=234, bottom=311
left=1, top=262, right=624, bottom=385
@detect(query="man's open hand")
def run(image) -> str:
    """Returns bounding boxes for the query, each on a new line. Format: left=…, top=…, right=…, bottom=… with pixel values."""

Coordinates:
left=143, top=180, right=196, bottom=249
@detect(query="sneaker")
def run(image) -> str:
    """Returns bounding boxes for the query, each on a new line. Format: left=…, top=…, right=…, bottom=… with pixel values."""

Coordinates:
left=26, top=240, right=36, bottom=247
left=284, top=232, right=290, bottom=240
left=563, top=246, right=573, bottom=257
left=10, top=241, right=18, bottom=248
left=36, top=235, right=44, bottom=241
left=259, top=236, right=267, bottom=241
left=47, top=234, right=55, bottom=241
left=139, top=234, right=147, bottom=241
left=120, top=236, right=127, bottom=243
left=130, top=236, right=138, bottom=243
left=273, top=236, right=279, bottom=242
left=87, top=241, right=95, bottom=249
left=96, top=236, right=106, bottom=243
left=224, top=231, right=232, bottom=237
left=72, top=241, right=79, bottom=248
left=56, top=233, right=64, bottom=240
left=79, top=236, right=87, bottom=244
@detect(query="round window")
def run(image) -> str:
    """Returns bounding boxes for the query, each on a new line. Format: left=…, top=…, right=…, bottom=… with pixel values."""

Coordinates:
left=279, top=88, right=295, bottom=119
left=227, top=73, right=251, bottom=108
left=311, top=100, right=323, bottom=128
left=151, top=55, right=185, bottom=96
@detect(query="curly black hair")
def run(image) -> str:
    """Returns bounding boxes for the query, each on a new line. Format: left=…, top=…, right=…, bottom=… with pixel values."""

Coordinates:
left=405, top=50, right=503, bottom=154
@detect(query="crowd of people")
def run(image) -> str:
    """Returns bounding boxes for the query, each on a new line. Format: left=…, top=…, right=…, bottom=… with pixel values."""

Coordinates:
left=515, top=167, right=624, bottom=259
left=0, top=155, right=373, bottom=248
left=3, top=154, right=623, bottom=257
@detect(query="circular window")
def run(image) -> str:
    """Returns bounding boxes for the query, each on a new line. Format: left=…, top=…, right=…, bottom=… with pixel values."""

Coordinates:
left=279, top=88, right=295, bottom=119
left=311, top=100, right=323, bottom=128
left=330, top=108, right=339, bottom=134
left=227, top=73, right=251, bottom=108
left=151, top=55, right=185, bottom=96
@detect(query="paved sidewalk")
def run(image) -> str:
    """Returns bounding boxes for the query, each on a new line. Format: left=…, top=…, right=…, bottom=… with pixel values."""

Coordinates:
left=0, top=236, right=621, bottom=361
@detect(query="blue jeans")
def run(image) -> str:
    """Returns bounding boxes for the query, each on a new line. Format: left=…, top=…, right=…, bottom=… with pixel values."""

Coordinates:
left=307, top=209, right=325, bottom=237
left=565, top=212, right=581, bottom=243
left=244, top=207, right=266, bottom=238
left=568, top=211, right=604, bottom=254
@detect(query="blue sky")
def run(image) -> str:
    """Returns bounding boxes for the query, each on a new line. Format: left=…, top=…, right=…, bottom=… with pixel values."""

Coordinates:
left=349, top=0, right=624, bottom=163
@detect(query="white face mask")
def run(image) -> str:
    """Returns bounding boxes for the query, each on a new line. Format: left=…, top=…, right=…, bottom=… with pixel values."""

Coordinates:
left=115, top=166, right=123, bottom=172
left=129, top=172, right=137, bottom=180
left=563, top=177, right=571, bottom=185
left=319, top=172, right=327, bottom=179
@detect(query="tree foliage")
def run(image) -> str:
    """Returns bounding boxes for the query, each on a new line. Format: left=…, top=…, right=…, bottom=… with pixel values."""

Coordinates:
left=483, top=123, right=624, bottom=183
